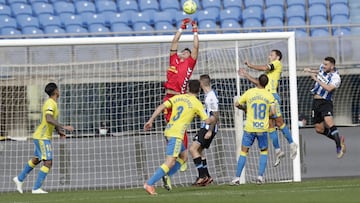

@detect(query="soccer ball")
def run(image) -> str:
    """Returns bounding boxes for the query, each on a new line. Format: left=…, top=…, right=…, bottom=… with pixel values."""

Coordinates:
left=183, top=0, right=197, bottom=15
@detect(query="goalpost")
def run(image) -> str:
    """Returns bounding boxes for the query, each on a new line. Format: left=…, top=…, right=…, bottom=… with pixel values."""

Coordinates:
left=0, top=32, right=300, bottom=192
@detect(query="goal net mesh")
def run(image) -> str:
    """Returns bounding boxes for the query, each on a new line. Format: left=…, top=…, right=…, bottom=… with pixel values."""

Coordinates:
left=0, top=34, right=296, bottom=192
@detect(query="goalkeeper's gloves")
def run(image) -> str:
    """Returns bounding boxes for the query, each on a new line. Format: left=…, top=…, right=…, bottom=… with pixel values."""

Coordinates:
left=191, top=20, right=198, bottom=33
left=180, top=18, right=191, bottom=29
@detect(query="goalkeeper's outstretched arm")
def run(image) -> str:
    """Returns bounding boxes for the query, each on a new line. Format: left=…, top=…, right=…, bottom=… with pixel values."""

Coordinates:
left=170, top=18, right=191, bottom=55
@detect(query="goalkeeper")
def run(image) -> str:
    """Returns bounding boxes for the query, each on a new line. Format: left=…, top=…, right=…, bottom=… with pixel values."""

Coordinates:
left=161, top=18, right=199, bottom=190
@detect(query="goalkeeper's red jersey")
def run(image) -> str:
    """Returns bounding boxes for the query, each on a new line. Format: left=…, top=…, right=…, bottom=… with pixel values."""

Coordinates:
left=164, top=53, right=197, bottom=94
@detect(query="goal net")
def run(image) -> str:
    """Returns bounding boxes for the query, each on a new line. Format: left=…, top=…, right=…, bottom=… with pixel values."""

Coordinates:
left=0, top=32, right=299, bottom=192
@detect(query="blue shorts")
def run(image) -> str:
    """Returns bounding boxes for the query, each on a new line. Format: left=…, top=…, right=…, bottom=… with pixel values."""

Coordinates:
left=271, top=93, right=283, bottom=119
left=165, top=137, right=186, bottom=157
left=33, top=139, right=52, bottom=160
left=242, top=131, right=268, bottom=150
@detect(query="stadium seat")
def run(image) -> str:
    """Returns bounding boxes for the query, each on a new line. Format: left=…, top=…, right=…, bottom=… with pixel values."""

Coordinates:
left=54, top=1, right=75, bottom=15
left=44, top=25, right=66, bottom=36
left=311, top=28, right=329, bottom=36
left=0, top=0, right=5, bottom=4
left=104, top=12, right=130, bottom=27
left=117, top=0, right=139, bottom=12
left=1, top=27, right=21, bottom=36
left=308, top=0, right=327, bottom=7
left=330, top=4, right=349, bottom=18
left=38, top=14, right=61, bottom=28
left=220, top=19, right=241, bottom=33
left=9, top=0, right=28, bottom=4
left=28, top=0, right=49, bottom=4
left=22, top=26, right=44, bottom=36
left=138, top=0, right=159, bottom=12
left=65, top=24, right=88, bottom=36
left=0, top=16, right=17, bottom=29
left=141, top=9, right=156, bottom=25
left=154, top=21, right=174, bottom=35
left=223, top=0, right=242, bottom=9
left=111, top=23, right=132, bottom=36
left=264, top=18, right=283, bottom=32
left=264, top=6, right=283, bottom=21
left=88, top=24, right=110, bottom=36
left=197, top=8, right=220, bottom=24
left=286, top=5, right=306, bottom=21
left=333, top=27, right=350, bottom=36
left=265, top=0, right=284, bottom=8
left=159, top=0, right=179, bottom=12
left=202, top=0, right=221, bottom=13
left=243, top=18, right=262, bottom=32
left=330, top=0, right=348, bottom=6
left=131, top=12, right=151, bottom=25
left=0, top=4, right=11, bottom=17
left=294, top=30, right=308, bottom=37
left=198, top=20, right=217, bottom=34
left=153, top=10, right=174, bottom=24
left=96, top=0, right=117, bottom=14
left=286, top=0, right=306, bottom=8
left=310, top=16, right=328, bottom=26
left=332, top=15, right=350, bottom=33
left=220, top=7, right=242, bottom=22
left=308, top=4, right=327, bottom=20
left=84, top=13, right=106, bottom=28
left=244, top=0, right=264, bottom=8
left=132, top=22, right=154, bottom=36
left=60, top=14, right=83, bottom=28
left=11, top=3, right=33, bottom=17
left=242, top=6, right=263, bottom=22
left=287, top=17, right=306, bottom=32
left=16, top=15, right=40, bottom=29
left=75, top=1, right=96, bottom=15
left=32, top=2, right=54, bottom=16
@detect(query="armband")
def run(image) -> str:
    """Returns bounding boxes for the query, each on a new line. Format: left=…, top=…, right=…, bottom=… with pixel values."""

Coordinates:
left=170, top=49, right=177, bottom=52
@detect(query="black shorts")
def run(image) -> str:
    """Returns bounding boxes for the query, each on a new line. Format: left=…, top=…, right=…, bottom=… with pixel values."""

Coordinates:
left=311, top=99, right=334, bottom=124
left=193, top=128, right=216, bottom=149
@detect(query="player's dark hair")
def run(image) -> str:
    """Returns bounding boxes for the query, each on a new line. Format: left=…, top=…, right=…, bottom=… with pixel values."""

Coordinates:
left=182, top=48, right=192, bottom=54
left=188, top=80, right=200, bottom=94
left=259, top=74, right=269, bottom=88
left=200, top=74, right=211, bottom=86
left=324, top=56, right=336, bottom=65
left=45, top=82, right=58, bottom=97
left=272, top=49, right=282, bottom=60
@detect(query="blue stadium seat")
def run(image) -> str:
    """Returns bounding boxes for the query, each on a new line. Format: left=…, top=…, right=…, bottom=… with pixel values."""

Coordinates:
left=159, top=0, right=179, bottom=12
left=287, top=0, right=306, bottom=8
left=264, top=6, right=283, bottom=21
left=117, top=0, right=139, bottom=12
left=28, top=0, right=49, bottom=4
left=333, top=27, right=350, bottom=36
left=16, top=15, right=40, bottom=29
left=332, top=15, right=350, bottom=33
left=244, top=0, right=263, bottom=8
left=1, top=27, right=21, bottom=36
left=294, top=30, right=308, bottom=37
left=138, top=0, right=159, bottom=12
left=84, top=13, right=106, bottom=27
left=65, top=25, right=88, bottom=36
left=198, top=20, right=217, bottom=34
left=22, top=26, right=44, bottom=36
left=44, top=25, right=66, bottom=36
left=330, top=0, right=348, bottom=6
left=0, top=0, right=5, bottom=4
left=131, top=12, right=151, bottom=25
left=202, top=0, right=221, bottom=13
left=105, top=12, right=130, bottom=27
left=11, top=3, right=33, bottom=17
left=220, top=19, right=241, bottom=33
left=154, top=21, right=174, bottom=35
left=153, top=10, right=174, bottom=24
left=311, top=28, right=329, bottom=36
left=54, top=1, right=75, bottom=15
left=60, top=13, right=83, bottom=27
left=132, top=22, right=154, bottom=36
left=0, top=4, right=11, bottom=17
left=308, top=4, right=327, bottom=20
left=223, top=0, right=242, bottom=9
left=265, top=0, right=284, bottom=8
left=220, top=7, right=242, bottom=22
left=32, top=2, right=54, bottom=16
left=264, top=18, right=283, bottom=32
left=75, top=1, right=96, bottom=15
left=330, top=4, right=349, bottom=18
left=287, top=17, right=306, bottom=32
left=243, top=18, right=262, bottom=32
left=96, top=0, right=117, bottom=14
left=111, top=23, right=132, bottom=36
left=9, top=0, right=28, bottom=4
left=242, top=6, right=263, bottom=22
left=310, top=16, right=328, bottom=27
left=38, top=14, right=61, bottom=28
left=88, top=24, right=110, bottom=36
left=197, top=8, right=220, bottom=24
left=308, top=0, right=327, bottom=7
left=0, top=16, right=17, bottom=29
left=286, top=5, right=306, bottom=20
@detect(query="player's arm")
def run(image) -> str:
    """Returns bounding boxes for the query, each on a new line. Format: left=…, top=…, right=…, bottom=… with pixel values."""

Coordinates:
left=207, top=111, right=219, bottom=132
left=310, top=74, right=337, bottom=92
left=170, top=18, right=191, bottom=56
left=238, top=68, right=260, bottom=86
left=244, top=60, right=269, bottom=71
left=144, top=103, right=166, bottom=131
left=303, top=67, right=319, bottom=74
left=46, top=114, right=74, bottom=133
left=269, top=103, right=276, bottom=117
left=190, top=20, right=199, bottom=60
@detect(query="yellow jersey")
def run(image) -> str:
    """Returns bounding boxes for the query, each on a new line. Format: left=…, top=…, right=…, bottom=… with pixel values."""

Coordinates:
left=238, top=88, right=275, bottom=132
left=33, top=98, right=59, bottom=140
left=266, top=59, right=282, bottom=93
left=164, top=94, right=208, bottom=139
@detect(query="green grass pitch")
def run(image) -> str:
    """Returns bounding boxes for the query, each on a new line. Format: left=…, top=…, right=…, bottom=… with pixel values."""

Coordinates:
left=1, top=178, right=359, bottom=203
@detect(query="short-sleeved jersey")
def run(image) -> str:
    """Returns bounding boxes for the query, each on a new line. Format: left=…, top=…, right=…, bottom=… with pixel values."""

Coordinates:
left=238, top=88, right=275, bottom=132
left=311, top=64, right=341, bottom=101
left=164, top=53, right=197, bottom=94
left=201, top=89, right=219, bottom=132
left=164, top=94, right=208, bottom=139
left=33, top=98, right=59, bottom=140
left=266, top=59, right=282, bottom=93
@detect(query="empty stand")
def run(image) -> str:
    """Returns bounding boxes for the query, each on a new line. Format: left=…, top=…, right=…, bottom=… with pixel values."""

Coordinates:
left=242, top=6, right=263, bottom=22
left=220, top=19, right=241, bottom=33
left=223, top=0, right=242, bottom=9
left=286, top=5, right=306, bottom=20
left=308, top=0, right=328, bottom=7
left=11, top=3, right=33, bottom=17
left=117, top=0, right=139, bottom=12
left=38, top=14, right=61, bottom=28
left=53, top=1, right=75, bottom=15
left=0, top=16, right=17, bottom=29
left=220, top=7, right=242, bottom=22
left=198, top=20, right=217, bottom=34
left=32, top=2, right=54, bottom=16
left=75, top=1, right=96, bottom=15
left=159, top=0, right=180, bottom=13
left=44, top=25, right=66, bottom=36
left=0, top=4, right=11, bottom=17
left=111, top=23, right=132, bottom=36
left=133, top=22, right=154, bottom=36
left=17, top=15, right=40, bottom=29
left=265, top=0, right=284, bottom=9
left=153, top=10, right=174, bottom=24
left=1, top=27, right=21, bottom=36
left=264, top=6, right=283, bottom=21
left=96, top=0, right=117, bottom=14
left=243, top=18, right=262, bottom=32
left=154, top=21, right=174, bottom=35
left=264, top=18, right=284, bottom=32
left=202, top=0, right=221, bottom=13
